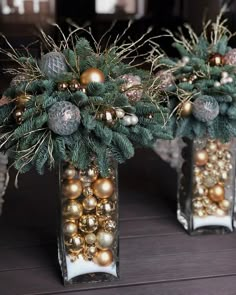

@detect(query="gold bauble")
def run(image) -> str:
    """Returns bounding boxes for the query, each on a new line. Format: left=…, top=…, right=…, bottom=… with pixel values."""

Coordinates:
left=195, top=208, right=206, bottom=217
left=62, top=179, right=82, bottom=199
left=96, top=199, right=116, bottom=217
left=63, top=165, right=77, bottom=180
left=94, top=249, right=113, bottom=266
left=83, top=187, right=94, bottom=197
left=58, top=82, right=68, bottom=91
left=101, top=218, right=117, bottom=232
left=180, top=101, right=192, bottom=117
left=79, top=214, right=98, bottom=233
left=84, top=245, right=97, bottom=260
left=82, top=196, right=97, bottom=211
left=207, top=141, right=217, bottom=153
left=205, top=203, right=218, bottom=215
left=202, top=196, right=212, bottom=207
left=69, top=79, right=80, bottom=92
left=63, top=200, right=83, bottom=219
left=96, top=230, right=114, bottom=250
left=219, top=199, right=230, bottom=211
left=85, top=233, right=97, bottom=245
left=208, top=184, right=225, bottom=202
left=65, top=234, right=84, bottom=252
left=93, top=178, right=114, bottom=199
left=192, top=200, right=203, bottom=210
left=63, top=220, right=78, bottom=237
left=195, top=185, right=208, bottom=196
left=208, top=53, right=224, bottom=66
left=80, top=68, right=105, bottom=86
left=79, top=166, right=99, bottom=183
left=195, top=150, right=208, bottom=166
left=16, top=94, right=31, bottom=106
left=215, top=208, right=226, bottom=217
left=220, top=171, right=228, bottom=181
left=13, top=107, right=25, bottom=124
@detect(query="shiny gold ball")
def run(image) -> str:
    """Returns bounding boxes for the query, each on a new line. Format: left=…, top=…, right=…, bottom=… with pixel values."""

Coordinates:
left=96, top=230, right=114, bottom=250
left=79, top=166, right=99, bottom=183
left=63, top=200, right=83, bottom=220
left=13, top=107, right=25, bottom=124
left=69, top=79, right=80, bottom=92
left=83, top=187, right=94, bottom=197
left=209, top=53, right=224, bottom=66
left=205, top=203, right=218, bottom=215
left=94, top=249, right=113, bottom=266
left=63, top=220, right=78, bottom=237
left=85, top=233, right=97, bottom=245
left=180, top=101, right=192, bottom=117
left=93, top=178, right=114, bottom=199
left=63, top=165, right=77, bottom=180
left=96, top=199, right=116, bottom=217
left=79, top=214, right=98, bottom=233
left=82, top=195, right=97, bottom=211
left=62, top=179, right=82, bottom=199
left=100, top=218, right=117, bottom=232
left=80, top=68, right=105, bottom=86
left=98, top=108, right=117, bottom=126
left=16, top=94, right=31, bottom=106
left=195, top=150, right=208, bottom=166
left=65, top=234, right=84, bottom=251
left=219, top=199, right=230, bottom=211
left=58, top=82, right=68, bottom=91
left=84, top=245, right=97, bottom=260
left=195, top=208, right=207, bottom=217
left=195, top=185, right=208, bottom=196
left=202, top=196, right=212, bottom=207
left=215, top=208, right=226, bottom=217
left=192, top=200, right=203, bottom=210
left=220, top=171, right=228, bottom=181
left=207, top=141, right=217, bottom=153
left=208, top=184, right=225, bottom=202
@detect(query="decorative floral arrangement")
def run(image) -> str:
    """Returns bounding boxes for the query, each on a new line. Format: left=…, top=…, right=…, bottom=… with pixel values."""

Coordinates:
left=150, top=6, right=236, bottom=142
left=0, top=27, right=171, bottom=178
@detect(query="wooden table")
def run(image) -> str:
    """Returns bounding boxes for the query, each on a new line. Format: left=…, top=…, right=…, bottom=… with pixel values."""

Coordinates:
left=0, top=149, right=236, bottom=295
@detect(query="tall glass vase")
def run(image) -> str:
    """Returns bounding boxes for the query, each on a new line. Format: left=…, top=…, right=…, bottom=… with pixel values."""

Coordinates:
left=58, top=158, right=119, bottom=284
left=177, top=138, right=236, bottom=234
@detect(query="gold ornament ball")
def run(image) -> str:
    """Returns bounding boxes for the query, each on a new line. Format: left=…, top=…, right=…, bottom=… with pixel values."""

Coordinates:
left=69, top=79, right=80, bottom=92
left=205, top=203, right=218, bottom=215
left=62, top=179, right=82, bottom=199
left=63, top=165, right=77, bottom=180
left=219, top=199, right=230, bottom=211
left=101, top=218, right=117, bottom=232
left=195, top=208, right=206, bottom=217
left=79, top=166, right=99, bottom=183
left=94, top=249, right=113, bottom=266
left=96, top=230, right=114, bottom=250
left=215, top=208, right=226, bottom=217
left=65, top=234, right=84, bottom=251
left=58, top=82, right=68, bottom=91
left=80, top=68, right=105, bottom=86
left=63, top=200, right=83, bottom=219
left=195, top=150, right=208, bottom=166
left=16, top=94, right=31, bottom=106
left=79, top=214, right=98, bottom=233
left=84, top=245, right=97, bottom=260
left=207, top=141, right=217, bottom=153
left=180, top=101, right=192, bottom=117
left=63, top=220, right=78, bottom=237
left=85, top=233, right=97, bottom=245
left=209, top=53, right=224, bottom=66
left=13, top=107, right=25, bottom=124
left=96, top=199, right=116, bottom=217
left=202, top=196, right=212, bottom=207
left=192, top=200, right=203, bottom=210
left=93, top=178, right=114, bottom=199
left=83, top=187, right=94, bottom=197
left=208, top=184, right=225, bottom=203
left=82, top=195, right=97, bottom=211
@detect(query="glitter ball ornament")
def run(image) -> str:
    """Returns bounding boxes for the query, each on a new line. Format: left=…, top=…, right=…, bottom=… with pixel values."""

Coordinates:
left=155, top=70, right=174, bottom=90
left=120, top=74, right=143, bottom=102
left=48, top=101, right=80, bottom=135
left=40, top=52, right=68, bottom=79
left=79, top=214, right=98, bottom=233
left=192, top=96, right=219, bottom=122
left=96, top=199, right=116, bottom=217
left=224, top=49, right=236, bottom=66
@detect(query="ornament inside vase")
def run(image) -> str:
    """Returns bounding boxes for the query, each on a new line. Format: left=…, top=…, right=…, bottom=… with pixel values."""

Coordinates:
left=58, top=158, right=119, bottom=284
left=177, top=138, right=236, bottom=234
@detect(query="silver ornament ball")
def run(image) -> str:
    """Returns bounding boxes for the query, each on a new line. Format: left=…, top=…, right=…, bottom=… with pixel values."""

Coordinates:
left=192, top=95, right=219, bottom=122
left=115, top=108, right=125, bottom=119
left=40, top=52, right=68, bottom=79
left=122, top=115, right=132, bottom=126
left=130, top=114, right=139, bottom=125
left=120, top=74, right=143, bottom=102
left=48, top=101, right=80, bottom=135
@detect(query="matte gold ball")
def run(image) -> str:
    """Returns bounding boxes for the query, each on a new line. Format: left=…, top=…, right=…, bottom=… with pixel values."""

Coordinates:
left=79, top=166, right=99, bottom=183
left=195, top=150, right=208, bottom=166
left=82, top=196, right=97, bottom=211
left=180, top=101, right=192, bottom=117
left=65, top=234, right=84, bottom=251
left=96, top=230, right=114, bottom=250
left=63, top=165, right=77, bottom=180
left=219, top=199, right=230, bottom=211
left=63, top=200, right=83, bottom=219
left=93, top=178, right=114, bottom=199
left=79, top=214, right=98, bottom=233
left=62, top=179, right=82, bottom=199
left=94, top=249, right=113, bottom=266
left=208, top=184, right=225, bottom=202
left=63, top=220, right=78, bottom=237
left=85, top=233, right=97, bottom=245
left=80, top=68, right=105, bottom=86
left=96, top=199, right=116, bottom=217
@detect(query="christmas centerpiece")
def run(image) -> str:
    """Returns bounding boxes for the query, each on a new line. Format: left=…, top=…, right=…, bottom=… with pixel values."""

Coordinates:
left=0, top=27, right=171, bottom=283
left=150, top=7, right=236, bottom=234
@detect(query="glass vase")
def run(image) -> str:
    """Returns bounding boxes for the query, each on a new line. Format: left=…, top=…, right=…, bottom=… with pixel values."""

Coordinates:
left=58, top=158, right=119, bottom=284
left=177, top=138, right=236, bottom=234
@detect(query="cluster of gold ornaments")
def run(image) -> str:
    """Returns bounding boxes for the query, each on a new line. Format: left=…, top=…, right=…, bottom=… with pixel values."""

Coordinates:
left=62, top=162, right=117, bottom=266
left=193, top=140, right=232, bottom=218
left=13, top=94, right=31, bottom=124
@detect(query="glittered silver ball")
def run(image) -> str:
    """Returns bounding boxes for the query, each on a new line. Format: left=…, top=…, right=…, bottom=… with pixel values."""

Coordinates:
left=10, top=74, right=29, bottom=87
left=120, top=74, right=143, bottom=102
left=192, top=96, right=219, bottom=122
left=155, top=70, right=174, bottom=90
left=224, top=49, right=236, bottom=66
left=40, top=52, right=68, bottom=79
left=48, top=101, right=80, bottom=135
